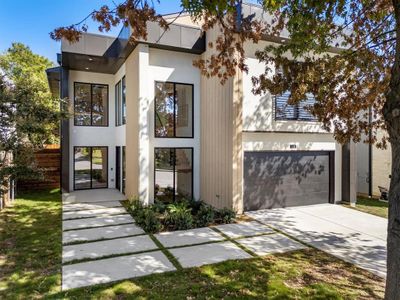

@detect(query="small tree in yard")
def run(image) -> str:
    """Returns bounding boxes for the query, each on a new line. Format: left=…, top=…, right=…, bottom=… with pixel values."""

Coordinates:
left=51, top=0, right=398, bottom=297
left=0, top=43, right=64, bottom=195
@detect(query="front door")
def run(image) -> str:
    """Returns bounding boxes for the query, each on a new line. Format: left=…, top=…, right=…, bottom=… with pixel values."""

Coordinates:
left=74, top=147, right=108, bottom=190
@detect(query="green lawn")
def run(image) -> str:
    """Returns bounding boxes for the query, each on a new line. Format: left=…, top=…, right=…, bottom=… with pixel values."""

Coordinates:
left=0, top=189, right=62, bottom=299
left=0, top=190, right=385, bottom=299
left=345, top=197, right=388, bottom=218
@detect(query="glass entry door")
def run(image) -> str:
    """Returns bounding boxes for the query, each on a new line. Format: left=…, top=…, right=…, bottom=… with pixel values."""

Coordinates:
left=154, top=148, right=193, bottom=203
left=74, top=147, right=108, bottom=190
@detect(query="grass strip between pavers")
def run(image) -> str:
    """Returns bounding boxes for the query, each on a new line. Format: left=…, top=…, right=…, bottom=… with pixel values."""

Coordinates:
left=62, top=248, right=162, bottom=265
left=148, top=234, right=183, bottom=271
left=62, top=221, right=134, bottom=232
left=209, top=227, right=258, bottom=257
left=62, top=213, right=130, bottom=221
left=245, top=215, right=314, bottom=250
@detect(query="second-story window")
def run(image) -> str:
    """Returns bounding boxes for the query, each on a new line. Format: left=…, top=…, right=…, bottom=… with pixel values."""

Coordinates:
left=115, top=76, right=126, bottom=126
left=155, top=82, right=193, bottom=138
left=275, top=91, right=317, bottom=121
left=74, top=82, right=108, bottom=126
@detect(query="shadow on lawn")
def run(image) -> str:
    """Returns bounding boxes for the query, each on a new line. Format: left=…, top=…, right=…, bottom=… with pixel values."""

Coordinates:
left=55, top=249, right=384, bottom=300
left=0, top=189, right=62, bottom=298
left=0, top=189, right=385, bottom=299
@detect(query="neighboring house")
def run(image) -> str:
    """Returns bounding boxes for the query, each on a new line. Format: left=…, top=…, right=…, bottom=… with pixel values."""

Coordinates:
left=47, top=3, right=348, bottom=213
left=357, top=129, right=391, bottom=198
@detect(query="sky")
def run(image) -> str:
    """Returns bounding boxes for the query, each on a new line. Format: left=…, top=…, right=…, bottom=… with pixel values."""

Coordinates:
left=0, top=0, right=184, bottom=64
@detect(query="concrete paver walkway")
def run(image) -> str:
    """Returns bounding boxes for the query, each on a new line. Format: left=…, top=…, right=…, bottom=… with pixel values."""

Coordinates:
left=154, top=227, right=224, bottom=248
left=237, top=234, right=306, bottom=256
left=63, top=207, right=127, bottom=220
left=215, top=221, right=274, bottom=238
left=246, top=204, right=387, bottom=277
left=61, top=189, right=313, bottom=291
left=62, top=251, right=176, bottom=290
left=63, top=201, right=122, bottom=212
left=169, top=241, right=252, bottom=268
left=63, top=235, right=158, bottom=263
left=63, top=214, right=132, bottom=231
left=63, top=224, right=145, bottom=244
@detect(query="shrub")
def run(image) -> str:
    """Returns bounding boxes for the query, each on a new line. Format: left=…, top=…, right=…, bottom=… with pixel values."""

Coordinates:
left=186, top=199, right=205, bottom=215
left=135, top=207, right=161, bottom=233
left=128, top=197, right=143, bottom=217
left=217, top=207, right=236, bottom=224
left=195, top=203, right=215, bottom=227
left=153, top=200, right=167, bottom=214
left=165, top=202, right=193, bottom=230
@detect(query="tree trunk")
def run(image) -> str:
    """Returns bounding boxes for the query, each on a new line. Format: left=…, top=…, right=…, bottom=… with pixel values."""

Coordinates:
left=384, top=2, right=400, bottom=299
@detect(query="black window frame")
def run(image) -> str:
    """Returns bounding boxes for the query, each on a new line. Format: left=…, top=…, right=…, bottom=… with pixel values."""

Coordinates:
left=116, top=146, right=121, bottom=191
left=73, top=146, right=109, bottom=190
left=122, top=76, right=126, bottom=125
left=115, top=77, right=126, bottom=127
left=154, top=147, right=194, bottom=202
left=274, top=92, right=318, bottom=122
left=115, top=80, right=122, bottom=126
left=154, top=81, right=194, bottom=139
left=74, top=82, right=109, bottom=127
left=122, top=146, right=126, bottom=194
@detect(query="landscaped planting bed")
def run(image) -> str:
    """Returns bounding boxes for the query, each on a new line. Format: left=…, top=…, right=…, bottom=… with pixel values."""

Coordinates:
left=125, top=198, right=235, bottom=233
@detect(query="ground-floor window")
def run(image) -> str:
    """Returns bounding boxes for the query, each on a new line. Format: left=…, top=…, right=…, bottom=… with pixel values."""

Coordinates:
left=74, top=147, right=108, bottom=190
left=154, top=148, right=193, bottom=203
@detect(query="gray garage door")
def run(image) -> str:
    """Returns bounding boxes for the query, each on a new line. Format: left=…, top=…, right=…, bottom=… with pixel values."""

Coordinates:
left=244, top=151, right=333, bottom=211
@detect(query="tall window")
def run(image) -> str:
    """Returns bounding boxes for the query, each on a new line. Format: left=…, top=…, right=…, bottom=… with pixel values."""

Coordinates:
left=275, top=91, right=317, bottom=121
left=154, top=148, right=193, bottom=203
left=155, top=82, right=193, bottom=138
left=74, top=147, right=108, bottom=190
left=122, top=77, right=126, bottom=124
left=74, top=83, right=108, bottom=126
left=115, top=76, right=126, bottom=126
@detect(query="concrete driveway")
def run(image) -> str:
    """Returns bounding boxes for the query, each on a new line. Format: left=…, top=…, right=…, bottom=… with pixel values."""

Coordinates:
left=246, top=204, right=387, bottom=277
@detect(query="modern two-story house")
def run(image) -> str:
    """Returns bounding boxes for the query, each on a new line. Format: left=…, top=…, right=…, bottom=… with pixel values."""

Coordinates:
left=47, top=3, right=347, bottom=214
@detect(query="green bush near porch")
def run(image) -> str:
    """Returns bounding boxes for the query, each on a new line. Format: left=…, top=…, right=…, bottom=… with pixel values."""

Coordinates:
left=126, top=198, right=235, bottom=233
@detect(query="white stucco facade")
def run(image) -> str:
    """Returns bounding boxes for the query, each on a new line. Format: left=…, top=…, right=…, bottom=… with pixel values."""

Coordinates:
left=63, top=23, right=345, bottom=210
left=68, top=70, right=119, bottom=190
left=67, top=46, right=201, bottom=205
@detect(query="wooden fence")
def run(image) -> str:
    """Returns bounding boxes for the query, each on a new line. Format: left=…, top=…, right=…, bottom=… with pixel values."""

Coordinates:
left=18, top=147, right=61, bottom=191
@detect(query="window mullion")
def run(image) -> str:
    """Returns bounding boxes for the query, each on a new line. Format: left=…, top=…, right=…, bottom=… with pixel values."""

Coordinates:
left=90, top=147, right=92, bottom=189
left=174, top=148, right=177, bottom=202
left=90, top=84, right=93, bottom=126
left=173, top=83, right=176, bottom=138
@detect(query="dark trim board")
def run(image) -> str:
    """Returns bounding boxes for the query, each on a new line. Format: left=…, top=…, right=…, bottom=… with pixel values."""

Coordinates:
left=243, top=150, right=335, bottom=211
left=242, top=130, right=330, bottom=134
left=60, top=68, right=70, bottom=193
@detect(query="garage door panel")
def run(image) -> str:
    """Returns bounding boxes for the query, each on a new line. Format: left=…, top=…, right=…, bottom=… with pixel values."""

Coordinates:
left=244, top=151, right=331, bottom=211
